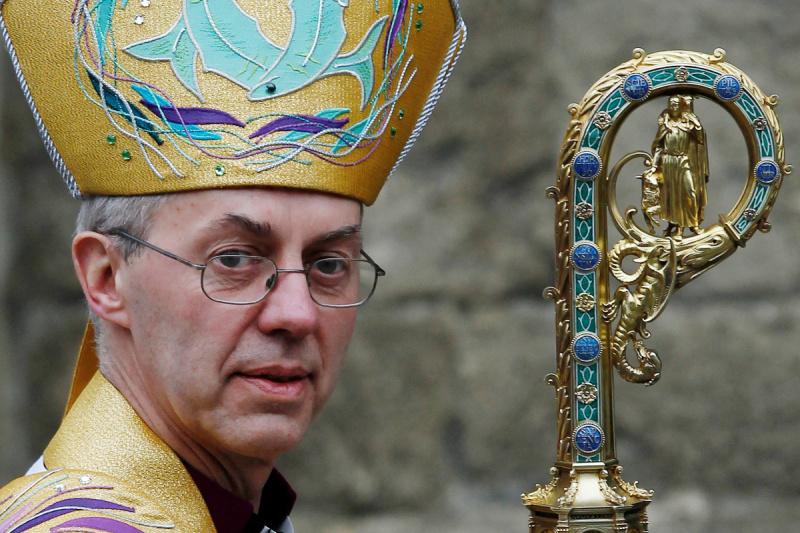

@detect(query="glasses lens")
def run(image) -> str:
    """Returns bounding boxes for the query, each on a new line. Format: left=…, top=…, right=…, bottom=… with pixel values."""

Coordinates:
left=307, top=258, right=378, bottom=307
left=202, top=255, right=277, bottom=304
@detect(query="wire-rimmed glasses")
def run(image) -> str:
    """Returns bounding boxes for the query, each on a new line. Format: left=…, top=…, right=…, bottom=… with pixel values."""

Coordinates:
left=107, top=229, right=385, bottom=307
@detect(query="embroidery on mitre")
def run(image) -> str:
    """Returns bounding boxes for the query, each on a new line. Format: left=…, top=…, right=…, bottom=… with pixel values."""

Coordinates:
left=0, top=469, right=175, bottom=532
left=73, top=0, right=418, bottom=179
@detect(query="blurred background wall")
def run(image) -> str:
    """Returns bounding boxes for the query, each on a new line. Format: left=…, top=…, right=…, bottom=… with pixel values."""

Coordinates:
left=2, top=1, right=800, bottom=531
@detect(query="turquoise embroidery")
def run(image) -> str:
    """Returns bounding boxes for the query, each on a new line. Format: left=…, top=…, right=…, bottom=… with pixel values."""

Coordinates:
left=272, top=108, right=351, bottom=143
left=93, top=0, right=118, bottom=65
left=131, top=85, right=222, bottom=140
left=124, top=0, right=388, bottom=109
left=76, top=0, right=415, bottom=177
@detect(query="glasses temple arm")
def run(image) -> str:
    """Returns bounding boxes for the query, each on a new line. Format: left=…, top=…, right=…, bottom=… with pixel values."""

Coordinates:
left=360, top=249, right=385, bottom=277
left=107, top=229, right=206, bottom=270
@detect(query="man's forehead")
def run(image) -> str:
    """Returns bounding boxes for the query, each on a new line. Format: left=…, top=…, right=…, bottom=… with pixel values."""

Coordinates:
left=147, top=187, right=363, bottom=238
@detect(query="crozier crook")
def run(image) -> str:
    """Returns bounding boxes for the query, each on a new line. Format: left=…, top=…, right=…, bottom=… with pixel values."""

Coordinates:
left=524, top=48, right=791, bottom=533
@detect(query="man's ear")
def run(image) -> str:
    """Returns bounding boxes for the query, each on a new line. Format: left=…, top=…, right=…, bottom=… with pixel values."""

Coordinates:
left=72, top=231, right=132, bottom=328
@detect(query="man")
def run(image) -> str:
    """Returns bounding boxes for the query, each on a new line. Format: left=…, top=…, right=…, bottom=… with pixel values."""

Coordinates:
left=0, top=0, right=465, bottom=531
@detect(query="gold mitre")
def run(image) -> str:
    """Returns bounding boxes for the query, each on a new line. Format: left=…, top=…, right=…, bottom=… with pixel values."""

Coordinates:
left=1, top=0, right=466, bottom=205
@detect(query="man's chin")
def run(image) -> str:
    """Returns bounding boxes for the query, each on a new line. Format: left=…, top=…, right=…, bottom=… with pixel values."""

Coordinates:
left=213, top=412, right=314, bottom=461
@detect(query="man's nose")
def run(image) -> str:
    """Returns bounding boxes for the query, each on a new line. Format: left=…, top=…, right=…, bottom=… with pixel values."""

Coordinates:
left=256, top=268, right=319, bottom=337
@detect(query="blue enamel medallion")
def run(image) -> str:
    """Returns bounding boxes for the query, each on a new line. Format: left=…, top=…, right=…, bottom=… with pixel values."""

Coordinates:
left=572, top=333, right=602, bottom=363
left=622, top=73, right=650, bottom=101
left=574, top=422, right=604, bottom=455
left=715, top=75, right=742, bottom=101
left=755, top=160, right=780, bottom=184
left=571, top=241, right=600, bottom=271
left=572, top=151, right=602, bottom=180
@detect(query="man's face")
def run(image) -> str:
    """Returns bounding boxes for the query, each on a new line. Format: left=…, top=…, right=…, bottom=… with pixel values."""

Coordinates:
left=116, top=188, right=361, bottom=466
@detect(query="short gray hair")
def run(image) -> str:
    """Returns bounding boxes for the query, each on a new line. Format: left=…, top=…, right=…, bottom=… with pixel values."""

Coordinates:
left=76, top=194, right=173, bottom=364
left=76, top=194, right=173, bottom=260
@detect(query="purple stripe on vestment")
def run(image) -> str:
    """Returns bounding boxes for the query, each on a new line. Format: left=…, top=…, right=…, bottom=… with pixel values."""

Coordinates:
left=0, top=502, right=36, bottom=532
left=249, top=116, right=349, bottom=140
left=383, top=0, right=408, bottom=68
left=53, top=517, right=145, bottom=533
left=139, top=101, right=246, bottom=128
left=9, top=498, right=133, bottom=533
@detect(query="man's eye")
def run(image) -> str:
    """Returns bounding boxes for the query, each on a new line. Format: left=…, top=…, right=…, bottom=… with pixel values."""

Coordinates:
left=216, top=252, right=249, bottom=268
left=313, top=258, right=347, bottom=276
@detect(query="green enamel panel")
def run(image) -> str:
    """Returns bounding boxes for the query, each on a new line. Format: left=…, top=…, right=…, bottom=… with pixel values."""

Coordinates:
left=584, top=126, right=602, bottom=150
left=579, top=364, right=597, bottom=386
left=738, top=93, right=760, bottom=121
left=642, top=66, right=716, bottom=88
left=733, top=183, right=768, bottom=234
left=579, top=404, right=598, bottom=421
left=575, top=180, right=593, bottom=203
left=751, top=182, right=768, bottom=208
left=758, top=129, right=774, bottom=158
left=576, top=220, right=593, bottom=241
left=734, top=217, right=750, bottom=233
left=599, top=90, right=627, bottom=119
left=574, top=180, right=594, bottom=241
left=575, top=273, right=595, bottom=294
left=649, top=68, right=674, bottom=85
left=645, top=66, right=717, bottom=87
left=576, top=310, right=596, bottom=333
left=687, top=68, right=716, bottom=85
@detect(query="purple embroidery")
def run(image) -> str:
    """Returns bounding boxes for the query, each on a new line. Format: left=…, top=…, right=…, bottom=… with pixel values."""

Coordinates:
left=52, top=517, right=145, bottom=533
left=138, top=102, right=246, bottom=128
left=249, top=116, right=350, bottom=141
left=8, top=498, right=132, bottom=533
left=0, top=502, right=37, bottom=532
left=383, top=0, right=408, bottom=68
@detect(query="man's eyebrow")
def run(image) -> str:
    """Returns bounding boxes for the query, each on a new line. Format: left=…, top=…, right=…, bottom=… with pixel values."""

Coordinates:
left=317, top=224, right=362, bottom=246
left=208, top=213, right=272, bottom=238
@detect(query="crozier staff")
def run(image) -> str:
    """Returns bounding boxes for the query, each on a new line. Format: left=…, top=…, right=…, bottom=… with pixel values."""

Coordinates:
left=0, top=1, right=465, bottom=531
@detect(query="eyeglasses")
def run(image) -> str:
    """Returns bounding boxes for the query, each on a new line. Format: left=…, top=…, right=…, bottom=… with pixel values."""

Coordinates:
left=107, top=229, right=385, bottom=307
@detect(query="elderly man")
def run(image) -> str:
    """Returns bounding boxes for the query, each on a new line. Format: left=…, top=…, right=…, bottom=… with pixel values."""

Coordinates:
left=0, top=0, right=465, bottom=531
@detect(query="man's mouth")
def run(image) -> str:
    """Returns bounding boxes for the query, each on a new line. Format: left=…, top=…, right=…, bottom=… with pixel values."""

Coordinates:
left=259, top=374, right=303, bottom=383
left=237, top=368, right=310, bottom=399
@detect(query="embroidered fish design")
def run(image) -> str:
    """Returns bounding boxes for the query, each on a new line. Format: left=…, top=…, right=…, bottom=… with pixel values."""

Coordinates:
left=123, top=0, right=389, bottom=109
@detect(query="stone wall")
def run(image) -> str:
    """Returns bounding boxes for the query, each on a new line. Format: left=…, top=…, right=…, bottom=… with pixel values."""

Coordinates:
left=2, top=0, right=800, bottom=530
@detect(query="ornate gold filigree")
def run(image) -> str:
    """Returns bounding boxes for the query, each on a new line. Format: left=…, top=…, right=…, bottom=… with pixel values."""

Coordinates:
left=522, top=467, right=560, bottom=505
left=599, top=469, right=626, bottom=506
left=531, top=48, right=788, bottom=533
left=598, top=51, right=789, bottom=385
left=592, top=111, right=613, bottom=130
left=575, top=292, right=595, bottom=312
left=575, top=201, right=594, bottom=220
left=549, top=136, right=575, bottom=461
left=556, top=470, right=580, bottom=508
left=575, top=383, right=598, bottom=404
left=601, top=238, right=674, bottom=384
left=611, top=466, right=654, bottom=500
